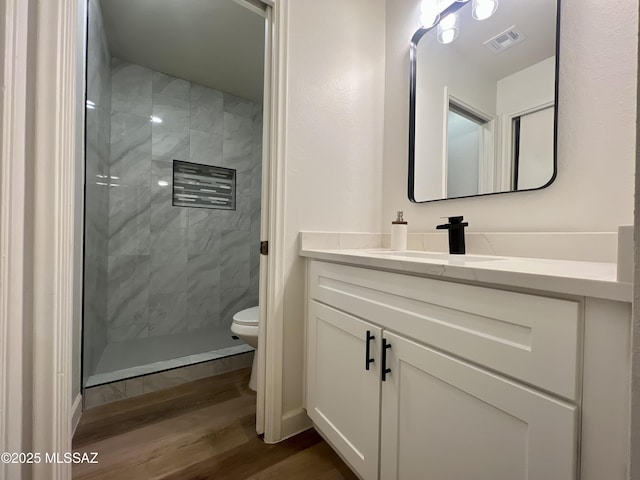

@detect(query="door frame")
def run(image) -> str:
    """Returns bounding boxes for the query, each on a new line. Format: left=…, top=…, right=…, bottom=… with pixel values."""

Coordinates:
left=0, top=0, right=81, bottom=477
left=241, top=0, right=288, bottom=441
left=0, top=0, right=290, bottom=477
left=0, top=0, right=32, bottom=478
left=497, top=100, right=554, bottom=191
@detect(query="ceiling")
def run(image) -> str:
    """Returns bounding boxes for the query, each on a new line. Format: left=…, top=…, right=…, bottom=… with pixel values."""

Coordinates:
left=447, top=0, right=557, bottom=81
left=99, top=0, right=266, bottom=102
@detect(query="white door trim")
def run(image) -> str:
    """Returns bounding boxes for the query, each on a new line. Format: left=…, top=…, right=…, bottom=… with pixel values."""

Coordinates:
left=235, top=0, right=288, bottom=442
left=262, top=0, right=289, bottom=444
left=0, top=0, right=31, bottom=478
left=1, top=1, right=290, bottom=472
left=30, top=0, right=80, bottom=477
left=1, top=0, right=81, bottom=476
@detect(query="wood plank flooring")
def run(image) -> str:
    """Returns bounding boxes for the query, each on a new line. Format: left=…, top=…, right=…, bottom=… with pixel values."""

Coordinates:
left=73, top=368, right=358, bottom=480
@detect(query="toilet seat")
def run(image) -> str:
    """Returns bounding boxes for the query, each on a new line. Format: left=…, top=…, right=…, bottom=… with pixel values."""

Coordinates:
left=232, top=306, right=259, bottom=326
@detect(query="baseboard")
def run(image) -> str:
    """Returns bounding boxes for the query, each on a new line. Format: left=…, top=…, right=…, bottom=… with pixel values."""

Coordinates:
left=71, top=393, right=82, bottom=436
left=269, top=408, right=311, bottom=443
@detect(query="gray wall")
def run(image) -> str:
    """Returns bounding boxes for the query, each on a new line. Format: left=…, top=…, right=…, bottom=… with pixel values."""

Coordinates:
left=83, top=0, right=111, bottom=382
left=106, top=59, right=262, bottom=343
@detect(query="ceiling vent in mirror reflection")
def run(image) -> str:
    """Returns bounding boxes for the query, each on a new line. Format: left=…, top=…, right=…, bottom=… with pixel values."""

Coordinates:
left=485, top=26, right=526, bottom=54
left=408, top=0, right=559, bottom=203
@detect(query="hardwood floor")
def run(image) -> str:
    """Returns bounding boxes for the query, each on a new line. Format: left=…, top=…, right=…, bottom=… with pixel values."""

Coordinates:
left=73, top=368, right=358, bottom=480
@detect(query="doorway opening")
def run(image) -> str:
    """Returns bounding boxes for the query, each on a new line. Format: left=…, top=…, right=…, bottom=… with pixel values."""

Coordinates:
left=81, top=0, right=268, bottom=404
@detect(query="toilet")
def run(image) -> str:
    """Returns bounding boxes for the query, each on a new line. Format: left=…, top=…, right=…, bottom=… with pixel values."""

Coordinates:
left=231, top=306, right=259, bottom=391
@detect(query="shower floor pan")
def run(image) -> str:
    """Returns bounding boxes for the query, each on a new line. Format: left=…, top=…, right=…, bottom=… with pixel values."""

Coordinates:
left=86, top=324, right=253, bottom=387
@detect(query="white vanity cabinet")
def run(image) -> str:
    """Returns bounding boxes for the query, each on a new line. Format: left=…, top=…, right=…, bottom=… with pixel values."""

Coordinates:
left=306, top=300, right=382, bottom=480
left=379, top=331, right=576, bottom=480
left=304, top=259, right=628, bottom=480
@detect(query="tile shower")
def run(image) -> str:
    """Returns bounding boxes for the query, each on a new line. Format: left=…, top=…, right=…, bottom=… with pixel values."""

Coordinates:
left=83, top=0, right=262, bottom=392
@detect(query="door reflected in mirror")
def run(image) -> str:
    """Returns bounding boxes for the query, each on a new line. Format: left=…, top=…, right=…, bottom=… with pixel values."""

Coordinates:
left=409, top=0, right=559, bottom=203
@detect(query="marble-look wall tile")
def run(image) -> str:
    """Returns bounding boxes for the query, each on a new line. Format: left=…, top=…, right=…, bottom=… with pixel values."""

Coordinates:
left=224, top=92, right=254, bottom=118
left=150, top=160, right=187, bottom=231
left=249, top=228, right=261, bottom=300
left=189, top=129, right=223, bottom=166
left=110, top=112, right=152, bottom=186
left=191, top=84, right=223, bottom=134
left=86, top=0, right=111, bottom=111
left=229, top=173, right=253, bottom=232
left=251, top=106, right=264, bottom=201
left=84, top=0, right=111, bottom=382
left=107, top=255, right=150, bottom=342
left=83, top=375, right=147, bottom=409
left=188, top=223, right=220, bottom=255
left=83, top=381, right=126, bottom=409
left=84, top=353, right=254, bottom=408
left=141, top=364, right=210, bottom=393
left=106, top=59, right=263, bottom=344
left=220, top=230, right=250, bottom=288
left=186, top=253, right=221, bottom=330
left=220, top=287, right=252, bottom=326
left=150, top=227, right=187, bottom=256
left=152, top=93, right=190, bottom=162
left=152, top=72, right=190, bottom=100
left=149, top=292, right=187, bottom=336
left=250, top=108, right=263, bottom=299
left=149, top=251, right=187, bottom=294
left=223, top=112, right=253, bottom=173
left=111, top=59, right=152, bottom=117
left=108, top=185, right=150, bottom=256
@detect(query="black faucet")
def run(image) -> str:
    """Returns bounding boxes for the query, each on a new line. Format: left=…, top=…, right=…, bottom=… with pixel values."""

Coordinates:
left=436, top=216, right=469, bottom=254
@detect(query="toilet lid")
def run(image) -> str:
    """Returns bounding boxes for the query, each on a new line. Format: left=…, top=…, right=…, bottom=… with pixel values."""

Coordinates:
left=233, top=306, right=259, bottom=325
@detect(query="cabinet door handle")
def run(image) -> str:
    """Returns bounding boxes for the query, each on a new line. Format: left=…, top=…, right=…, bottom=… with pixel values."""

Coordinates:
left=381, top=339, right=392, bottom=381
left=365, top=330, right=375, bottom=370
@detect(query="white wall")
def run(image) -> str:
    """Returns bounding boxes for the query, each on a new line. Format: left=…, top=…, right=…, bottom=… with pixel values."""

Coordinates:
left=516, top=106, right=555, bottom=190
left=496, top=57, right=555, bottom=191
left=496, top=56, right=555, bottom=116
left=384, top=0, right=637, bottom=235
left=414, top=34, right=496, bottom=201
left=280, top=0, right=385, bottom=419
left=447, top=112, right=481, bottom=197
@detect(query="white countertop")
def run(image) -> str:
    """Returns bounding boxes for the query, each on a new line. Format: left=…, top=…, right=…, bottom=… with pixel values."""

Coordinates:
left=299, top=247, right=632, bottom=302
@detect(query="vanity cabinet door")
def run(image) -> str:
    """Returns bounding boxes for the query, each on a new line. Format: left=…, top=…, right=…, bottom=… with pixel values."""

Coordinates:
left=380, top=331, right=578, bottom=480
left=306, top=301, right=382, bottom=480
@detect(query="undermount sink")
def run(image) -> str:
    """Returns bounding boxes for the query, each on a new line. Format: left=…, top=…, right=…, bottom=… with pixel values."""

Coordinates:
left=371, top=250, right=505, bottom=263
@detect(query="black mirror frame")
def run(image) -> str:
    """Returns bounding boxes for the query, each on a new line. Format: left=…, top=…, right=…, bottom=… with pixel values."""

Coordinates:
left=408, top=0, right=562, bottom=203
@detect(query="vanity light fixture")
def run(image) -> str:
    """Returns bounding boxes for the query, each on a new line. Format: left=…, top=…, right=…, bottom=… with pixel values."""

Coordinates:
left=437, top=12, right=459, bottom=44
left=472, top=0, right=498, bottom=20
left=419, top=0, right=440, bottom=28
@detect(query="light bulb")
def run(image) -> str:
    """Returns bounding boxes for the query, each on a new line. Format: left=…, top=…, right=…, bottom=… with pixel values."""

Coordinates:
left=437, top=13, right=459, bottom=44
left=472, top=0, right=498, bottom=20
left=420, top=0, right=440, bottom=28
left=440, top=29, right=456, bottom=43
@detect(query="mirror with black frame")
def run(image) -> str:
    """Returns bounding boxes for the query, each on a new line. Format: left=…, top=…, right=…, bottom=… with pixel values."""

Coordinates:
left=409, top=0, right=559, bottom=203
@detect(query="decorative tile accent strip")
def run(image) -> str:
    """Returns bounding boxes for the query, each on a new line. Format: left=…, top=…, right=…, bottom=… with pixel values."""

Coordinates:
left=173, top=160, right=235, bottom=210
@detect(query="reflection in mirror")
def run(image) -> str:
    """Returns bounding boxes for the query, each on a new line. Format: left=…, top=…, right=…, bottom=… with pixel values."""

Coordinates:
left=409, top=0, right=559, bottom=203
